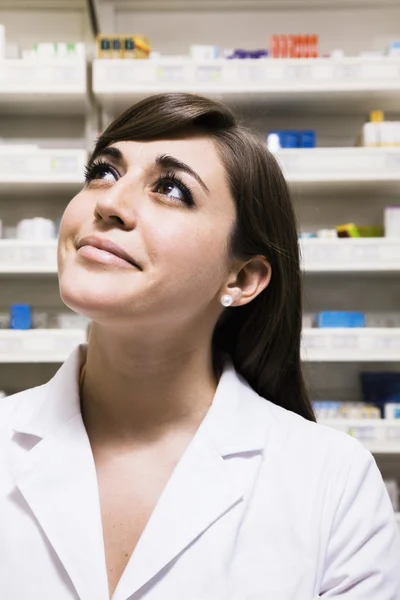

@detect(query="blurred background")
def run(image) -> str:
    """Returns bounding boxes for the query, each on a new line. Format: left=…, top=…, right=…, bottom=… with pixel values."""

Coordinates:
left=0, top=0, right=399, bottom=521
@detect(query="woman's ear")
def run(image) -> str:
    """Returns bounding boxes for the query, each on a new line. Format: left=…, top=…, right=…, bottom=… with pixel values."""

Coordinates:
left=223, top=256, right=271, bottom=307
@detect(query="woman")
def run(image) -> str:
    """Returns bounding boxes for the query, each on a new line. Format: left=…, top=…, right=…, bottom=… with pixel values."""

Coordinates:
left=1, top=93, right=399, bottom=600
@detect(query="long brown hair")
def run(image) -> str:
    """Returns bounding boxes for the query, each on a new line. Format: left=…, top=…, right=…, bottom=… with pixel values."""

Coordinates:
left=91, top=93, right=315, bottom=422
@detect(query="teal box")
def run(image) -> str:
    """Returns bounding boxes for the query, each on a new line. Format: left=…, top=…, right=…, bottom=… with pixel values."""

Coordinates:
left=317, top=311, right=365, bottom=328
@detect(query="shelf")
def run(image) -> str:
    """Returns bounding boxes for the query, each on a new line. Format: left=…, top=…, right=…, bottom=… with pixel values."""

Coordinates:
left=0, top=148, right=86, bottom=195
left=0, top=329, right=87, bottom=363
left=0, top=240, right=57, bottom=274
left=104, top=0, right=400, bottom=8
left=276, top=148, right=400, bottom=191
left=302, top=328, right=400, bottom=362
left=319, top=418, right=400, bottom=454
left=0, top=60, right=88, bottom=115
left=4, top=238, right=400, bottom=276
left=3, top=236, right=399, bottom=276
left=93, top=57, right=400, bottom=114
left=301, top=238, right=400, bottom=273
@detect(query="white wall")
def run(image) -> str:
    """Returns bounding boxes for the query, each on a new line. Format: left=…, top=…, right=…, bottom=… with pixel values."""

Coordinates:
left=113, top=7, right=400, bottom=55
left=0, top=8, right=92, bottom=50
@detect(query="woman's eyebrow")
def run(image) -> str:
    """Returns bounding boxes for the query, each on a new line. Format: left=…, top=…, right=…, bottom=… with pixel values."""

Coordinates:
left=90, top=146, right=126, bottom=168
left=156, top=154, right=210, bottom=194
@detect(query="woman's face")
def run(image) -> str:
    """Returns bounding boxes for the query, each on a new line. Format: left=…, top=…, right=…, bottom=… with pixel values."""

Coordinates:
left=58, top=136, right=237, bottom=329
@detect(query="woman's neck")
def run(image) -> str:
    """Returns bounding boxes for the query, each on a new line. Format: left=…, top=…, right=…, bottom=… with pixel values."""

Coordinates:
left=80, top=323, right=219, bottom=446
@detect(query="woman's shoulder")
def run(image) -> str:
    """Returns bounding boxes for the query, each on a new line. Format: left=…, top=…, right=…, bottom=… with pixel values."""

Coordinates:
left=241, top=384, right=379, bottom=525
left=241, top=378, right=369, bottom=474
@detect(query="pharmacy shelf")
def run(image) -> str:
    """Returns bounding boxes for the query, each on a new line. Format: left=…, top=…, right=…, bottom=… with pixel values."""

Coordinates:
left=93, top=57, right=400, bottom=114
left=301, top=238, right=400, bottom=273
left=302, top=328, right=400, bottom=362
left=0, top=240, right=57, bottom=274
left=0, top=60, right=88, bottom=115
left=3, top=238, right=399, bottom=276
left=0, top=148, right=86, bottom=195
left=276, top=148, right=400, bottom=191
left=0, top=329, right=87, bottom=363
left=319, top=419, right=400, bottom=454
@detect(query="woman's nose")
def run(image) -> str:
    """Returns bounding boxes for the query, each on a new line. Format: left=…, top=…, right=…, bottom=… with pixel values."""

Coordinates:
left=94, top=180, right=138, bottom=230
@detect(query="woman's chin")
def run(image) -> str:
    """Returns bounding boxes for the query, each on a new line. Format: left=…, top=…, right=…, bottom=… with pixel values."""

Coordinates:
left=58, top=272, right=129, bottom=321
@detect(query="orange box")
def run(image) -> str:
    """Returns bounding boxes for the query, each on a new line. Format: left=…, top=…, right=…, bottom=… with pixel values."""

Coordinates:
left=288, top=35, right=296, bottom=58
left=311, top=35, right=319, bottom=58
left=293, top=35, right=301, bottom=58
left=301, top=35, right=309, bottom=58
left=279, top=35, right=288, bottom=58
left=270, top=35, right=279, bottom=58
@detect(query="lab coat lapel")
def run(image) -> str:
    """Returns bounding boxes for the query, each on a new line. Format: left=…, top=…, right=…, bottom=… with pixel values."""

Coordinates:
left=9, top=347, right=109, bottom=600
left=114, top=362, right=266, bottom=600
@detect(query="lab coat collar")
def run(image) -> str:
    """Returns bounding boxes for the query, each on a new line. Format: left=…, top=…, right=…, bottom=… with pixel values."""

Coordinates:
left=10, top=345, right=266, bottom=600
left=13, top=344, right=266, bottom=456
left=12, top=344, right=85, bottom=439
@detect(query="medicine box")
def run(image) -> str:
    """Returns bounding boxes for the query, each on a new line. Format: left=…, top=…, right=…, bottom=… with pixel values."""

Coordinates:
left=317, top=311, right=366, bottom=328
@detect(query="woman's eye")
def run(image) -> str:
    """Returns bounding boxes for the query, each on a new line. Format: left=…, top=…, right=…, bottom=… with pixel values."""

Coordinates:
left=154, top=177, right=194, bottom=207
left=156, top=180, right=184, bottom=201
left=84, top=162, right=119, bottom=184
left=99, top=167, right=117, bottom=183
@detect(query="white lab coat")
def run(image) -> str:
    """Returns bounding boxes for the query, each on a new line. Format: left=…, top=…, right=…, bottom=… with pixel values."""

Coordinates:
left=0, top=345, right=399, bottom=600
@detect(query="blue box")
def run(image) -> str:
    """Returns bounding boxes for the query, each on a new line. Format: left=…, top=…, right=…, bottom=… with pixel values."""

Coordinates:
left=299, top=130, right=316, bottom=148
left=10, top=304, right=32, bottom=330
left=280, top=131, right=299, bottom=148
left=360, top=372, right=400, bottom=417
left=317, top=311, right=365, bottom=328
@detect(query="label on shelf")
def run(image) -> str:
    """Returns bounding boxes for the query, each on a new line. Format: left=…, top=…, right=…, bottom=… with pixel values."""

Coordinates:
left=301, top=239, right=400, bottom=271
left=196, top=65, right=222, bottom=82
left=320, top=419, right=400, bottom=451
left=0, top=61, right=85, bottom=90
left=0, top=330, right=87, bottom=362
left=285, top=64, right=312, bottom=80
left=360, top=63, right=399, bottom=80
left=93, top=57, right=400, bottom=96
left=385, top=152, right=400, bottom=168
left=237, top=63, right=266, bottom=82
left=0, top=149, right=86, bottom=181
left=0, top=241, right=57, bottom=271
left=302, top=329, right=400, bottom=361
left=277, top=148, right=400, bottom=181
left=334, top=64, right=361, bottom=81
left=157, top=65, right=186, bottom=82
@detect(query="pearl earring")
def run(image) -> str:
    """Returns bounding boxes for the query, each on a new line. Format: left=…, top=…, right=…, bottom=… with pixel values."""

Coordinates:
left=221, top=294, right=233, bottom=307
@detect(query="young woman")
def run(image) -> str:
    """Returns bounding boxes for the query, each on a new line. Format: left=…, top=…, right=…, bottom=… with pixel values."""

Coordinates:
left=1, top=93, right=399, bottom=600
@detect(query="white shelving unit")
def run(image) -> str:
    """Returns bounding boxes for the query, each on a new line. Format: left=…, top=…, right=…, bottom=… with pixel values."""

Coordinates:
left=2, top=238, right=400, bottom=276
left=0, top=147, right=87, bottom=194
left=93, top=56, right=400, bottom=113
left=301, top=238, right=400, bottom=273
left=0, top=59, right=88, bottom=115
left=319, top=419, right=400, bottom=454
left=302, top=329, right=400, bottom=362
left=0, top=329, right=87, bottom=363
left=0, top=240, right=57, bottom=274
left=277, top=148, right=400, bottom=191
left=0, top=51, right=90, bottom=389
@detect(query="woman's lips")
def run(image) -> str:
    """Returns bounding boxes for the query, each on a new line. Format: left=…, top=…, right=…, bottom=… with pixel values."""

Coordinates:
left=76, top=235, right=142, bottom=269
left=77, top=244, right=138, bottom=268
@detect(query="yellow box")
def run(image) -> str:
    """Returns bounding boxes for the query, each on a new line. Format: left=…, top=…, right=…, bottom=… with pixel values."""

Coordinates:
left=97, top=35, right=123, bottom=59
left=121, top=35, right=151, bottom=59
left=97, top=34, right=151, bottom=59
